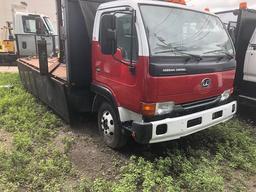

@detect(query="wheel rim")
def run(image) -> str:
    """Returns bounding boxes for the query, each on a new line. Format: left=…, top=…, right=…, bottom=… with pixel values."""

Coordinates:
left=101, top=110, right=115, bottom=138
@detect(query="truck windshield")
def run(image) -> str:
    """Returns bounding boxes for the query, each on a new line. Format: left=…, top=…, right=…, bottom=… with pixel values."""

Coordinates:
left=43, top=17, right=55, bottom=34
left=140, top=5, right=234, bottom=57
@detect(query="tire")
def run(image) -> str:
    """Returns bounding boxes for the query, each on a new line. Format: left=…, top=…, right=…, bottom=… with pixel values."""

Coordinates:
left=97, top=102, right=127, bottom=149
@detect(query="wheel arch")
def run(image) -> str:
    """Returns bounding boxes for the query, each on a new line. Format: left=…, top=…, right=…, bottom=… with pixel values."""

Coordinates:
left=91, top=84, right=119, bottom=113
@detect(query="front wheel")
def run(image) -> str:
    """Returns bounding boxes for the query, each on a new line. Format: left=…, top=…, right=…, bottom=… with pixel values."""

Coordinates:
left=98, top=102, right=127, bottom=149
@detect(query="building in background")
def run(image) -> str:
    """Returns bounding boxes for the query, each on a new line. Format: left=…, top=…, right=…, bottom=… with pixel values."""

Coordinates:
left=0, top=0, right=57, bottom=32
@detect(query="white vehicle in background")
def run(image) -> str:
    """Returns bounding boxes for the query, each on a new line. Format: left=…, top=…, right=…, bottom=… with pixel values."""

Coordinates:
left=0, top=11, right=57, bottom=65
left=243, top=28, right=256, bottom=85
left=14, top=12, right=58, bottom=57
left=216, top=3, right=256, bottom=108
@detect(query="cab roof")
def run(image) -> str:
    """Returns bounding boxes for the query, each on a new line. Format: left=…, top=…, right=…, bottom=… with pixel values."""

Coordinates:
left=98, top=0, right=216, bottom=16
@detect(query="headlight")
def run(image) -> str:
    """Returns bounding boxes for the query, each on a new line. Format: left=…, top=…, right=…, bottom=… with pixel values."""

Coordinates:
left=220, top=89, right=232, bottom=101
left=156, top=102, right=175, bottom=115
left=142, top=102, right=175, bottom=116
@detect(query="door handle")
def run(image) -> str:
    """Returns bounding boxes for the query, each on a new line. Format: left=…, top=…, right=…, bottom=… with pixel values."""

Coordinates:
left=96, top=67, right=101, bottom=72
left=251, top=44, right=256, bottom=50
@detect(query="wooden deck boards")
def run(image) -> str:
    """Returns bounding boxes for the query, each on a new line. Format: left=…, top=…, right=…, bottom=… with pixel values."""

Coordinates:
left=19, top=57, right=67, bottom=81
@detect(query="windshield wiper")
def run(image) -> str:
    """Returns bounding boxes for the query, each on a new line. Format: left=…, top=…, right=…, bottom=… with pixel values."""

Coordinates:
left=203, top=50, right=234, bottom=59
left=153, top=34, right=202, bottom=61
left=155, top=48, right=202, bottom=61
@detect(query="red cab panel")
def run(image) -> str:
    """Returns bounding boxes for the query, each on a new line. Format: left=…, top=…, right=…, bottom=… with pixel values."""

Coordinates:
left=145, top=70, right=235, bottom=104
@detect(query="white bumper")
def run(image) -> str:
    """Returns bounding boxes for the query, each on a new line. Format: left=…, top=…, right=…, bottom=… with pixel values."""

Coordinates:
left=149, top=101, right=237, bottom=143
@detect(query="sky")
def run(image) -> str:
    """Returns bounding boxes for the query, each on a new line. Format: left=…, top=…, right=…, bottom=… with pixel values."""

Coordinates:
left=187, top=0, right=256, bottom=12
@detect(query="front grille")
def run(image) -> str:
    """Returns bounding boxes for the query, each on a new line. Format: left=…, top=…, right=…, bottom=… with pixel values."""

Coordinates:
left=144, top=96, right=221, bottom=122
left=181, top=96, right=220, bottom=109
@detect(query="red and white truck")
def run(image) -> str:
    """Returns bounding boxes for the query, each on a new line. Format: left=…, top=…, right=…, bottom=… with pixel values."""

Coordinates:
left=17, top=0, right=237, bottom=148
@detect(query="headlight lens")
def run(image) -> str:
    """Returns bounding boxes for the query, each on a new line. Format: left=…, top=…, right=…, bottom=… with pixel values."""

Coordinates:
left=142, top=102, right=175, bottom=116
left=220, top=89, right=232, bottom=101
left=156, top=102, right=175, bottom=115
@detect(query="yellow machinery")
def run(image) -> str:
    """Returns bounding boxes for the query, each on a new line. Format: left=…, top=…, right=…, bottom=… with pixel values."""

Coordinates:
left=0, top=40, right=4, bottom=52
left=2, top=40, right=15, bottom=53
left=0, top=22, right=17, bottom=65
left=0, top=22, right=15, bottom=53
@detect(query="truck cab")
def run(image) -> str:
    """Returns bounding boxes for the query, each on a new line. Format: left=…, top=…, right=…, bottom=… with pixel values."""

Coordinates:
left=93, top=0, right=236, bottom=146
left=13, top=12, right=56, bottom=35
left=13, top=12, right=57, bottom=57
left=216, top=5, right=256, bottom=108
left=0, top=11, right=57, bottom=66
left=18, top=0, right=237, bottom=149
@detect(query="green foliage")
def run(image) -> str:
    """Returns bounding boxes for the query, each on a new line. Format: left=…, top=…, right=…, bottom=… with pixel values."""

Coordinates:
left=75, top=178, right=112, bottom=192
left=181, top=119, right=256, bottom=172
left=62, top=136, right=75, bottom=153
left=0, top=73, right=70, bottom=191
left=112, top=157, right=179, bottom=192
left=178, top=157, right=224, bottom=192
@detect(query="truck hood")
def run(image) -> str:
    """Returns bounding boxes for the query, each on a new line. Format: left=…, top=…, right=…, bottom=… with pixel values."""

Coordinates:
left=145, top=58, right=236, bottom=104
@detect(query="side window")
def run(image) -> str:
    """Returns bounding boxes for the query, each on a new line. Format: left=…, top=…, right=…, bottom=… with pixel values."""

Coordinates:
left=99, top=12, right=138, bottom=62
left=115, top=13, right=138, bottom=61
left=227, top=21, right=237, bottom=43
left=22, top=16, right=48, bottom=35
left=250, top=28, right=256, bottom=45
left=22, top=16, right=37, bottom=33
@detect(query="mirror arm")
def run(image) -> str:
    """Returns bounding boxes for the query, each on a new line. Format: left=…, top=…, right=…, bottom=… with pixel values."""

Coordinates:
left=129, top=65, right=136, bottom=74
left=130, top=10, right=134, bottom=67
left=129, top=10, right=136, bottom=75
left=112, top=54, right=129, bottom=66
left=112, top=54, right=136, bottom=75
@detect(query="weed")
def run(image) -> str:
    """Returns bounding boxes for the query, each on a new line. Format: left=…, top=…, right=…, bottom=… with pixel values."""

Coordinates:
left=0, top=73, right=69, bottom=191
left=62, top=136, right=75, bottom=153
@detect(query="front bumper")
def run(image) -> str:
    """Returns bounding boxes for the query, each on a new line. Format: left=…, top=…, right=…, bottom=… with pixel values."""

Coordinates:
left=131, top=101, right=237, bottom=144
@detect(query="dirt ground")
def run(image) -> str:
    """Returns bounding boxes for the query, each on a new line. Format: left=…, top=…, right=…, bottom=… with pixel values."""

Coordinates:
left=63, top=115, right=128, bottom=180
left=247, top=175, right=256, bottom=192
left=0, top=129, right=13, bottom=152
left=62, top=114, right=171, bottom=180
left=0, top=66, right=18, bottom=73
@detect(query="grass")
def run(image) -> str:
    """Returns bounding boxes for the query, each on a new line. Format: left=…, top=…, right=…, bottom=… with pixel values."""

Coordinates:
left=0, top=73, right=256, bottom=191
left=0, top=73, right=71, bottom=191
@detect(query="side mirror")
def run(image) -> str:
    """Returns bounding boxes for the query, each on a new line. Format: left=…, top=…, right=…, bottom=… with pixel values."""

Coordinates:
left=100, top=14, right=117, bottom=55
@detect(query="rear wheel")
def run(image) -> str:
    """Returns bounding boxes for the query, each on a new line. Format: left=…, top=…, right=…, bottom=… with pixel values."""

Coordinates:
left=98, top=102, right=127, bottom=149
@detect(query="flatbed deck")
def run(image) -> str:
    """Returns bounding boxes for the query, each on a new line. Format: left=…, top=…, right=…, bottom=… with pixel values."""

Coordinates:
left=18, top=57, right=67, bottom=81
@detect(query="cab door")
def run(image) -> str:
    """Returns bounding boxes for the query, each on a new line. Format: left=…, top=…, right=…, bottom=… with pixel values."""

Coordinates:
left=243, top=28, right=256, bottom=83
left=93, top=9, right=142, bottom=112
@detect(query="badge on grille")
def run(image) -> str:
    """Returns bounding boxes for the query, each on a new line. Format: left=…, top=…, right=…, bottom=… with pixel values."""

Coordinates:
left=201, top=78, right=211, bottom=88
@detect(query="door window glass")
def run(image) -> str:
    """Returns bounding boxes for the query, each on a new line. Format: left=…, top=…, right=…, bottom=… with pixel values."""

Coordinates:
left=44, top=17, right=55, bottom=34
left=115, top=13, right=138, bottom=61
left=22, top=16, right=48, bottom=35
left=250, top=29, right=256, bottom=44
left=22, top=16, right=37, bottom=33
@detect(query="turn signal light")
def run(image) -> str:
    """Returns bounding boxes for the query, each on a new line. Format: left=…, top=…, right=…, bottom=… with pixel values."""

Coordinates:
left=204, top=8, right=210, bottom=12
left=240, top=2, right=247, bottom=9
left=167, top=0, right=186, bottom=5
left=142, top=103, right=156, bottom=117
